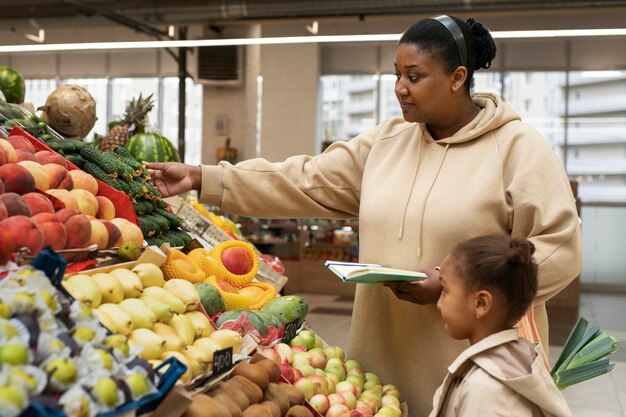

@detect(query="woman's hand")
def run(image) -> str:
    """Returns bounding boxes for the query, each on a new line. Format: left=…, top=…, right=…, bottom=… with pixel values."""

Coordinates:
left=383, top=267, right=441, bottom=305
left=145, top=162, right=202, bottom=198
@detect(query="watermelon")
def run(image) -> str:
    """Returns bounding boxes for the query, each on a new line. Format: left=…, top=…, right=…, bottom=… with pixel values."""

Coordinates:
left=0, top=66, right=25, bottom=104
left=126, top=132, right=181, bottom=163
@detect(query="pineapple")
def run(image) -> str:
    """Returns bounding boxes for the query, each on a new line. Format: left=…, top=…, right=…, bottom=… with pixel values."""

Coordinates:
left=99, top=93, right=154, bottom=151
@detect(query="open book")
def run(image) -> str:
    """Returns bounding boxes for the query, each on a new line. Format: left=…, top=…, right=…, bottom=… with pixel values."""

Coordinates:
left=324, top=261, right=427, bottom=284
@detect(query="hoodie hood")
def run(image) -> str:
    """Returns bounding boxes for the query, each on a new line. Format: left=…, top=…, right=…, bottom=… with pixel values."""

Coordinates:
left=424, top=92, right=521, bottom=145
left=441, top=330, right=572, bottom=417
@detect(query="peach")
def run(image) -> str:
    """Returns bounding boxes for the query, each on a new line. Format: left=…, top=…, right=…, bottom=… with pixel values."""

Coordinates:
left=0, top=215, right=44, bottom=255
left=15, top=149, right=37, bottom=162
left=41, top=163, right=73, bottom=190
left=55, top=208, right=81, bottom=223
left=0, top=148, right=5, bottom=166
left=0, top=229, right=15, bottom=265
left=69, top=170, right=98, bottom=195
left=69, top=188, right=99, bottom=216
left=45, top=189, right=79, bottom=211
left=32, top=213, right=67, bottom=250
left=0, top=200, right=7, bottom=221
left=0, top=178, right=4, bottom=194
left=0, top=139, right=17, bottom=163
left=0, top=193, right=31, bottom=216
left=7, top=135, right=36, bottom=153
left=63, top=213, right=92, bottom=249
left=88, top=219, right=109, bottom=249
left=110, top=218, right=144, bottom=247
left=35, top=150, right=68, bottom=168
left=95, top=196, right=115, bottom=220
left=0, top=163, right=36, bottom=194
left=22, top=192, right=55, bottom=215
left=17, top=161, right=49, bottom=191
left=101, top=220, right=122, bottom=247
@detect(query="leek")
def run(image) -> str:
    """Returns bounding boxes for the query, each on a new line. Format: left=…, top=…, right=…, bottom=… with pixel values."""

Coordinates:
left=551, top=316, right=619, bottom=389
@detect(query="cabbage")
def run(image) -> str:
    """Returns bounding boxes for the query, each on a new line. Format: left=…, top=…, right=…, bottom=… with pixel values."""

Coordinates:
left=38, top=84, right=97, bottom=138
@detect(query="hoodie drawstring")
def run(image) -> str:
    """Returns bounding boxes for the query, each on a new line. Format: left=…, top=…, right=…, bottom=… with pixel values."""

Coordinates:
left=398, top=138, right=423, bottom=240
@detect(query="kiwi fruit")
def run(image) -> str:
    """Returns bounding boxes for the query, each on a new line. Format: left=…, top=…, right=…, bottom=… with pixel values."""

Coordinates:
left=242, top=404, right=272, bottom=417
left=278, top=382, right=305, bottom=407
left=213, top=392, right=243, bottom=417
left=211, top=382, right=250, bottom=410
left=254, top=358, right=281, bottom=383
left=263, top=383, right=290, bottom=416
left=285, top=405, right=314, bottom=417
left=260, top=401, right=281, bottom=417
left=183, top=394, right=232, bottom=417
left=231, top=362, right=270, bottom=391
left=228, top=375, right=264, bottom=404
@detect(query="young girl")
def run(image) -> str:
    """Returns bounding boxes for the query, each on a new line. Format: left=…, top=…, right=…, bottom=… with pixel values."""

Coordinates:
left=430, top=234, right=571, bottom=417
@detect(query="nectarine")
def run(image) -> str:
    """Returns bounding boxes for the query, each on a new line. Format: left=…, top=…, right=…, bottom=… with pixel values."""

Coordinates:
left=22, top=192, right=55, bottom=216
left=88, top=219, right=110, bottom=249
left=69, top=188, right=99, bottom=216
left=110, top=218, right=144, bottom=247
left=0, top=163, right=36, bottom=194
left=0, top=139, right=17, bottom=164
left=0, top=229, right=15, bottom=265
left=46, top=189, right=79, bottom=211
left=32, top=213, right=67, bottom=250
left=41, top=164, right=73, bottom=190
left=69, top=170, right=98, bottom=195
left=101, top=220, right=122, bottom=247
left=17, top=161, right=50, bottom=191
left=63, top=214, right=92, bottom=249
left=95, top=196, right=115, bottom=220
left=16, top=149, right=37, bottom=162
left=0, top=193, right=31, bottom=216
left=55, top=208, right=81, bottom=223
left=0, top=215, right=44, bottom=255
left=7, top=135, right=36, bottom=153
left=35, top=150, right=68, bottom=168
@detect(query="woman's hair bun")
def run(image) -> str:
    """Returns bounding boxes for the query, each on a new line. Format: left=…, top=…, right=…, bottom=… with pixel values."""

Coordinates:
left=508, top=237, right=536, bottom=264
left=466, top=17, right=496, bottom=70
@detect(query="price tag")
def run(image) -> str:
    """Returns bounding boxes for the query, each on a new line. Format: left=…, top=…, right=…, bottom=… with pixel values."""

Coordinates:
left=212, top=347, right=233, bottom=376
left=181, top=239, right=204, bottom=254
left=281, top=319, right=300, bottom=344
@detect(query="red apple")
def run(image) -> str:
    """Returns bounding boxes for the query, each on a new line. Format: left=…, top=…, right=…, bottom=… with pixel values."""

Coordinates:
left=325, top=404, right=350, bottom=417
left=309, top=394, right=331, bottom=415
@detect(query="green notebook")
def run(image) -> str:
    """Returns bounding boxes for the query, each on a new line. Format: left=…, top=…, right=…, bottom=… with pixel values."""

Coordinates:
left=324, top=261, right=427, bottom=284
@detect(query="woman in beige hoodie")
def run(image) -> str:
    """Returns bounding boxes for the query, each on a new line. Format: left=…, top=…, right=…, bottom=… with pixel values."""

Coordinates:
left=147, top=15, right=581, bottom=416
left=431, top=234, right=571, bottom=417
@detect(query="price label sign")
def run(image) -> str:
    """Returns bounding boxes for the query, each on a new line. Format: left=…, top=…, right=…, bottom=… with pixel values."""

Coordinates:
left=281, top=319, right=300, bottom=344
left=212, top=347, right=233, bottom=376
left=181, top=239, right=204, bottom=254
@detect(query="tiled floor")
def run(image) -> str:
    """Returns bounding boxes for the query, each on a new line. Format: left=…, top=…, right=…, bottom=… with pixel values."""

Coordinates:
left=298, top=291, right=626, bottom=417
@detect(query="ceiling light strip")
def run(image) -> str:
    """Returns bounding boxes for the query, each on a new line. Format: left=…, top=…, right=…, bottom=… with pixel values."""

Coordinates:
left=0, top=28, right=624, bottom=53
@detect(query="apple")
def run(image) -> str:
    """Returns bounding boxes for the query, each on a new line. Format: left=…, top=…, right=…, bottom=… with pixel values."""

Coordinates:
left=258, top=347, right=282, bottom=365
left=324, top=346, right=345, bottom=361
left=315, top=369, right=328, bottom=377
left=335, top=380, right=359, bottom=397
left=307, top=347, right=328, bottom=369
left=355, top=408, right=373, bottom=417
left=295, top=363, right=315, bottom=377
left=292, top=367, right=303, bottom=382
left=349, top=410, right=364, bottom=417
left=325, top=357, right=347, bottom=382
left=382, top=385, right=400, bottom=399
left=279, top=363, right=296, bottom=384
left=309, top=394, right=330, bottom=415
left=292, top=352, right=311, bottom=368
left=376, top=405, right=401, bottom=417
left=325, top=403, right=350, bottom=417
left=359, top=390, right=382, bottom=409
left=291, top=345, right=306, bottom=353
left=297, top=329, right=317, bottom=350
left=381, top=395, right=401, bottom=408
left=365, top=372, right=381, bottom=385
left=327, top=393, right=347, bottom=407
left=308, top=374, right=330, bottom=395
left=274, top=343, right=294, bottom=364
left=356, top=398, right=379, bottom=414
left=294, top=376, right=316, bottom=400
left=338, top=391, right=357, bottom=409
left=345, top=359, right=363, bottom=371
left=346, top=375, right=365, bottom=394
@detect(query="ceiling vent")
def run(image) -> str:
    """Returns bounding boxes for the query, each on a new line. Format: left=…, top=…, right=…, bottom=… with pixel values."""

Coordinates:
left=196, top=45, right=243, bottom=86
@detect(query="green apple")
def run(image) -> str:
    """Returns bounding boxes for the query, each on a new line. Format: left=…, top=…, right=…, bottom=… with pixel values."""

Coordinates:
left=45, top=357, right=78, bottom=385
left=72, top=326, right=96, bottom=346
left=94, top=349, right=114, bottom=371
left=8, top=368, right=38, bottom=393
left=125, top=373, right=150, bottom=397
left=93, top=377, right=118, bottom=407
left=0, top=385, right=25, bottom=409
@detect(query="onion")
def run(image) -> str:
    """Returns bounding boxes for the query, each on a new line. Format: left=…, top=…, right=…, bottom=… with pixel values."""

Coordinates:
left=38, top=84, right=97, bottom=138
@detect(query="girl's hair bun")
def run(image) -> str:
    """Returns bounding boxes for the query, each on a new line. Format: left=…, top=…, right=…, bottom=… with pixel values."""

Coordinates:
left=508, top=238, right=536, bottom=264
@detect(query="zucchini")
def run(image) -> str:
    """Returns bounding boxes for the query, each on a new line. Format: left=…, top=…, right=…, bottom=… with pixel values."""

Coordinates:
left=154, top=208, right=182, bottom=228
left=144, top=213, right=170, bottom=231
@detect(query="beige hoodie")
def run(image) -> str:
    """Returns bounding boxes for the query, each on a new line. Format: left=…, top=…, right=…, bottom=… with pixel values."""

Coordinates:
left=429, top=329, right=572, bottom=417
left=200, top=93, right=582, bottom=417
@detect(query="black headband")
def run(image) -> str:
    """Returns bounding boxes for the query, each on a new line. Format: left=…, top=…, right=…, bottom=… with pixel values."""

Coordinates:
left=433, top=15, right=467, bottom=68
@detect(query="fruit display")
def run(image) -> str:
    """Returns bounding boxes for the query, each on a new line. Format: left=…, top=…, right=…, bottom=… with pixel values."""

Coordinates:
left=0, top=133, right=148, bottom=262
left=0, top=263, right=169, bottom=417
left=183, top=358, right=312, bottom=417
left=0, top=66, right=25, bottom=104
left=38, top=84, right=97, bottom=139
left=62, top=261, right=245, bottom=382
left=256, top=329, right=403, bottom=417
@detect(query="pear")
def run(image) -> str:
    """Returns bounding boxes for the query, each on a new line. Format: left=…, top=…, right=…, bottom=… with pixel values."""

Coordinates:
left=96, top=304, right=134, bottom=335
left=152, top=323, right=185, bottom=352
left=93, top=377, right=119, bottom=407
left=91, top=273, right=124, bottom=304
left=0, top=302, right=11, bottom=318
left=169, top=313, right=196, bottom=345
left=125, top=372, right=151, bottom=397
left=128, top=328, right=166, bottom=360
left=185, top=311, right=213, bottom=338
left=45, top=357, right=78, bottom=385
left=140, top=296, right=174, bottom=323
left=0, top=343, right=29, bottom=366
left=62, top=274, right=102, bottom=307
left=72, top=326, right=96, bottom=346
left=94, top=348, right=114, bottom=371
left=131, top=263, right=165, bottom=288
left=182, top=344, right=213, bottom=368
left=191, top=337, right=222, bottom=362
left=93, top=309, right=118, bottom=334
left=10, top=291, right=35, bottom=314
left=40, top=290, right=58, bottom=311
left=141, top=287, right=186, bottom=314
left=109, top=268, right=143, bottom=298
left=0, top=385, right=25, bottom=409
left=159, top=351, right=193, bottom=383
left=118, top=298, right=157, bottom=329
left=210, top=329, right=243, bottom=354
left=162, top=279, right=200, bottom=311
left=9, top=368, right=38, bottom=394
left=104, top=335, right=130, bottom=358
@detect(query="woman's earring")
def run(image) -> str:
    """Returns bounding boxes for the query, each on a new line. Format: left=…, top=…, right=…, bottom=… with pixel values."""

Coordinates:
left=475, top=314, right=480, bottom=320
